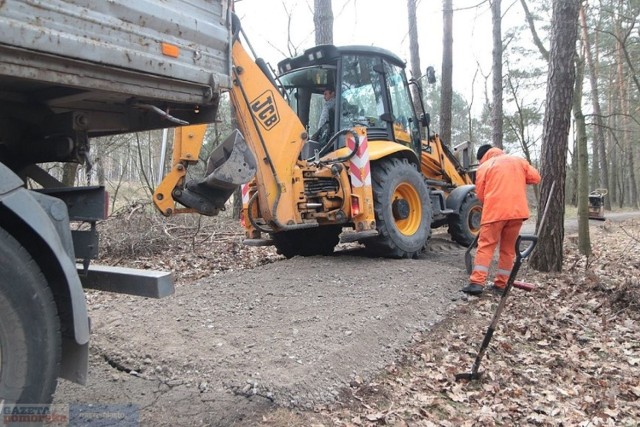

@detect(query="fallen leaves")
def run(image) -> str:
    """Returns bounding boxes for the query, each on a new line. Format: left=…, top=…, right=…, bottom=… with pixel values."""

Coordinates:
left=316, top=219, right=640, bottom=426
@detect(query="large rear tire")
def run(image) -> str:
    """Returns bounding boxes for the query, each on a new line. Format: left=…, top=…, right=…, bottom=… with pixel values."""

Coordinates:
left=271, top=225, right=342, bottom=259
left=0, top=227, right=61, bottom=405
left=364, top=158, right=431, bottom=258
left=448, top=192, right=482, bottom=247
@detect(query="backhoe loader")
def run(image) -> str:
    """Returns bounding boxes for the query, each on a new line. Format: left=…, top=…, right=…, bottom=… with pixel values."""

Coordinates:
left=154, top=15, right=481, bottom=258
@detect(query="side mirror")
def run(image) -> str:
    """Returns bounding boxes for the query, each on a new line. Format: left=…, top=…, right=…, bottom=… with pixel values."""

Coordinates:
left=426, top=66, right=436, bottom=84
left=421, top=112, right=431, bottom=128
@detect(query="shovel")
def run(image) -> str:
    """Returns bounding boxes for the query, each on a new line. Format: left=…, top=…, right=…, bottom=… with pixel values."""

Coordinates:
left=456, top=181, right=555, bottom=381
left=464, top=234, right=479, bottom=275
left=455, top=234, right=537, bottom=381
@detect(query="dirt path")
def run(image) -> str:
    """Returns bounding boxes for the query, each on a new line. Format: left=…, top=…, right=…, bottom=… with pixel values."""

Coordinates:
left=54, top=236, right=470, bottom=426
left=53, top=211, right=640, bottom=426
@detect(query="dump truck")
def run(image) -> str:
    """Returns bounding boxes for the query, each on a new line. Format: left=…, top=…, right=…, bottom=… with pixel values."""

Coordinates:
left=0, top=0, right=233, bottom=405
left=0, top=0, right=480, bottom=406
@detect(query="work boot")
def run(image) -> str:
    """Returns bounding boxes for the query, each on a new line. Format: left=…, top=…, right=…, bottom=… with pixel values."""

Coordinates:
left=461, top=283, right=484, bottom=296
left=488, top=284, right=506, bottom=295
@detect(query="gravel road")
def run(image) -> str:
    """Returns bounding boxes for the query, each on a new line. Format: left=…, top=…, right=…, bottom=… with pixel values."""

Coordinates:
left=53, top=211, right=640, bottom=426
left=54, top=236, right=470, bottom=426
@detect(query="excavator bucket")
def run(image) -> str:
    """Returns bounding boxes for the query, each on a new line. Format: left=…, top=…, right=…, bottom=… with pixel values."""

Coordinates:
left=175, top=130, right=257, bottom=216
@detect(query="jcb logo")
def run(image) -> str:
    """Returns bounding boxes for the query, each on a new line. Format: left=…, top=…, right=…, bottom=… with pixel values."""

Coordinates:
left=251, top=90, right=280, bottom=130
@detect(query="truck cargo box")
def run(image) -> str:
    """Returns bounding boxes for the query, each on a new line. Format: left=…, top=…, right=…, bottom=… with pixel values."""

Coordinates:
left=0, top=0, right=232, bottom=136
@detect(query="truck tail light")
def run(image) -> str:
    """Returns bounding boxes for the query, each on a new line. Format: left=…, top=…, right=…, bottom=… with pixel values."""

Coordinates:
left=351, top=195, right=360, bottom=217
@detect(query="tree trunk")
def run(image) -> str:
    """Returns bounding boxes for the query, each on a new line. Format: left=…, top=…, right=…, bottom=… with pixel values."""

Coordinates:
left=530, top=0, right=580, bottom=273
left=614, top=4, right=638, bottom=208
left=573, top=51, right=591, bottom=256
left=62, top=163, right=79, bottom=187
left=626, top=76, right=638, bottom=209
left=491, top=0, right=503, bottom=149
left=95, top=140, right=106, bottom=187
left=439, top=0, right=453, bottom=146
left=580, top=4, right=609, bottom=207
left=569, top=136, right=578, bottom=207
left=606, top=65, right=617, bottom=207
left=313, top=0, right=333, bottom=45
left=407, top=0, right=423, bottom=135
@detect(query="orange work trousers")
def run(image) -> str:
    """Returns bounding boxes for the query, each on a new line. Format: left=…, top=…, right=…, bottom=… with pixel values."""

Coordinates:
left=470, top=219, right=524, bottom=288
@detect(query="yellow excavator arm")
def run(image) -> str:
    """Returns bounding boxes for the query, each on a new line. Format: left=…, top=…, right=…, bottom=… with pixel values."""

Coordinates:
left=228, top=36, right=307, bottom=229
left=153, top=125, right=207, bottom=216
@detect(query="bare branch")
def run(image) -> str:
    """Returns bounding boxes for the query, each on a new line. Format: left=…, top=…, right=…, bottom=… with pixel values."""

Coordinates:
left=519, top=0, right=549, bottom=61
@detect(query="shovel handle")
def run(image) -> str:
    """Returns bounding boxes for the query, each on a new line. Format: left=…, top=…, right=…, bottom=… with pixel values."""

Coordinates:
left=517, top=234, right=538, bottom=259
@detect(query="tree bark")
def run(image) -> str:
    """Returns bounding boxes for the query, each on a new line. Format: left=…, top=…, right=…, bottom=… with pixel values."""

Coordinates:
left=579, top=4, right=610, bottom=208
left=407, top=0, right=423, bottom=132
left=62, top=163, right=79, bottom=187
left=530, top=0, right=580, bottom=273
left=614, top=0, right=638, bottom=208
left=313, top=0, right=333, bottom=45
left=491, top=0, right=504, bottom=149
left=439, top=0, right=453, bottom=146
left=573, top=50, right=591, bottom=256
left=569, top=135, right=578, bottom=207
left=606, top=65, right=617, bottom=206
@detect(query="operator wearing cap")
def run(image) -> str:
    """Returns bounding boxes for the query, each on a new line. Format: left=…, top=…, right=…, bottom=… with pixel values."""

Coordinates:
left=462, top=144, right=541, bottom=296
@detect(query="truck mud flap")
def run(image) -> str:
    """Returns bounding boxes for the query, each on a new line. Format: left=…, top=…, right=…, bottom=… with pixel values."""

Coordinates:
left=175, top=129, right=257, bottom=216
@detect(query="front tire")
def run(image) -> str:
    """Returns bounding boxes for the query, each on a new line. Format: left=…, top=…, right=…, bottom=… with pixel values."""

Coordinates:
left=364, top=158, right=431, bottom=258
left=448, top=192, right=482, bottom=247
left=0, top=227, right=61, bottom=405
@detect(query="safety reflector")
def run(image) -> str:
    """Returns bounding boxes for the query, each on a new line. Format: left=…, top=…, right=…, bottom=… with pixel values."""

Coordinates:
left=161, top=42, right=180, bottom=58
left=351, top=195, right=360, bottom=217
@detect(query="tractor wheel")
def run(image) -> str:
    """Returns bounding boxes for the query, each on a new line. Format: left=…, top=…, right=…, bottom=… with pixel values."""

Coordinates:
left=448, top=192, right=482, bottom=247
left=0, top=227, right=61, bottom=405
left=364, top=158, right=431, bottom=258
left=271, top=225, right=342, bottom=258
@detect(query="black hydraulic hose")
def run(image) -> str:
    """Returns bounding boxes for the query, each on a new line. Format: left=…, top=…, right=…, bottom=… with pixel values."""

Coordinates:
left=315, top=128, right=360, bottom=165
left=247, top=191, right=272, bottom=234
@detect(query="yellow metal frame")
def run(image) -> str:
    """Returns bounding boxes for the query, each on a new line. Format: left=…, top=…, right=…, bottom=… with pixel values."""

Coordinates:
left=421, top=134, right=473, bottom=188
left=153, top=124, right=207, bottom=216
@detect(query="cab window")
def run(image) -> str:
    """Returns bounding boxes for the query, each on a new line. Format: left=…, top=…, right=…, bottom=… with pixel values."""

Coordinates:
left=384, top=61, right=420, bottom=145
left=339, top=55, right=386, bottom=131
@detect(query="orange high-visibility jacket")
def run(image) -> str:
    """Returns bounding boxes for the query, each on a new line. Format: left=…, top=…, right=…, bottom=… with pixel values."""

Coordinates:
left=475, top=148, right=541, bottom=224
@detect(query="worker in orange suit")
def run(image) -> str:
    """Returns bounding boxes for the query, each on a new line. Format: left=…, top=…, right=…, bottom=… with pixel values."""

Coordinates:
left=462, top=144, right=541, bottom=296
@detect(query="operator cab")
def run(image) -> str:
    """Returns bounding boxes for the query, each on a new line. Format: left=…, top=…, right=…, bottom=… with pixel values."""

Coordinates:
left=277, top=45, right=422, bottom=159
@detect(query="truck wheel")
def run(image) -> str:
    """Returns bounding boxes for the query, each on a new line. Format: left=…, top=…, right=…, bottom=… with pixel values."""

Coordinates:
left=0, top=227, right=61, bottom=405
left=448, top=193, right=482, bottom=247
left=365, top=158, right=431, bottom=258
left=271, top=225, right=342, bottom=258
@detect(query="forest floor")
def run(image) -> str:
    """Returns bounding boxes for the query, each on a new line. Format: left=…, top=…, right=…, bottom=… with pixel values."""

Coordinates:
left=53, top=206, right=640, bottom=426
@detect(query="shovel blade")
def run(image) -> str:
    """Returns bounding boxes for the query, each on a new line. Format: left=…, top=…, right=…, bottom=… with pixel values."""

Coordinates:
left=455, top=370, right=484, bottom=381
left=464, top=234, right=479, bottom=274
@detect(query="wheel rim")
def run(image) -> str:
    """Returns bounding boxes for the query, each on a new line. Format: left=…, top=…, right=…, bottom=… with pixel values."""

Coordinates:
left=392, top=182, right=422, bottom=236
left=468, top=204, right=482, bottom=234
